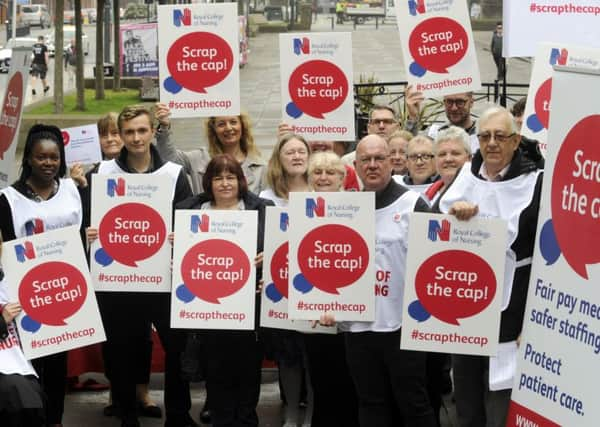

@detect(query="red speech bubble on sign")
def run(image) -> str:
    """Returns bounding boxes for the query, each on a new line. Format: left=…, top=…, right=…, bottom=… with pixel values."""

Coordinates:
left=297, top=224, right=369, bottom=294
left=415, top=250, right=496, bottom=325
left=166, top=32, right=233, bottom=94
left=19, top=261, right=88, bottom=326
left=99, top=202, right=166, bottom=267
left=289, top=60, right=349, bottom=119
left=408, top=17, right=469, bottom=74
left=0, top=72, right=24, bottom=159
left=551, top=115, right=600, bottom=279
left=181, top=239, right=251, bottom=304
left=534, top=78, right=552, bottom=130
left=270, top=242, right=289, bottom=299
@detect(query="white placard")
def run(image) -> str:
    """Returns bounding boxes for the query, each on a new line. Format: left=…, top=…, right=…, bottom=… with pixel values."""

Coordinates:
left=288, top=192, right=375, bottom=321
left=279, top=32, right=355, bottom=140
left=260, top=207, right=335, bottom=334
left=171, top=210, right=257, bottom=330
left=394, top=0, right=481, bottom=97
left=504, top=0, right=600, bottom=58
left=62, top=124, right=102, bottom=166
left=400, top=213, right=506, bottom=356
left=521, top=43, right=600, bottom=155
left=158, top=3, right=240, bottom=118
left=507, top=66, right=600, bottom=426
left=0, top=48, right=30, bottom=189
left=1, top=226, right=106, bottom=359
left=90, top=174, right=173, bottom=292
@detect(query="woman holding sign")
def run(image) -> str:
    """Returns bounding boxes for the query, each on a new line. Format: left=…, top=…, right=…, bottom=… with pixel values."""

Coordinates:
left=303, top=151, right=359, bottom=427
left=155, top=104, right=267, bottom=195
left=260, top=133, right=313, bottom=427
left=0, top=124, right=83, bottom=427
left=176, top=154, right=273, bottom=427
left=0, top=237, right=45, bottom=427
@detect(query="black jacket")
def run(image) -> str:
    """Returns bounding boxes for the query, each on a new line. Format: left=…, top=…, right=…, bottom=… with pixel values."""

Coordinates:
left=472, top=149, right=544, bottom=342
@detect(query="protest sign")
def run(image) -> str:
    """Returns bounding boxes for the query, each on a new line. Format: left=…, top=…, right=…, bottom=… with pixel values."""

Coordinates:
left=171, top=210, right=257, bottom=330
left=288, top=192, right=375, bottom=321
left=62, top=124, right=102, bottom=166
left=280, top=32, right=354, bottom=140
left=521, top=43, right=600, bottom=155
left=507, top=66, right=600, bottom=426
left=90, top=174, right=172, bottom=292
left=401, top=213, right=506, bottom=356
left=1, top=226, right=105, bottom=359
left=395, top=0, right=481, bottom=97
left=158, top=3, right=239, bottom=117
left=0, top=48, right=30, bottom=189
left=504, top=0, right=600, bottom=58
left=260, top=207, right=335, bottom=333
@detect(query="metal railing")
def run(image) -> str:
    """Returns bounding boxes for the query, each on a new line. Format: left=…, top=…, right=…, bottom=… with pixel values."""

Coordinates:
left=353, top=80, right=530, bottom=139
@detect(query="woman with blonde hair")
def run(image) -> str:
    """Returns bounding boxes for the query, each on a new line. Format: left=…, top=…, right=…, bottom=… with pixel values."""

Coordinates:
left=260, top=133, right=310, bottom=205
left=260, top=133, right=311, bottom=427
left=156, top=106, right=267, bottom=194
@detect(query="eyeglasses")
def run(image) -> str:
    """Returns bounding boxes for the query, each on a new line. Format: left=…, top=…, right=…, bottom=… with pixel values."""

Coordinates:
left=477, top=132, right=516, bottom=143
left=369, top=118, right=397, bottom=126
left=407, top=153, right=434, bottom=162
left=443, top=98, right=469, bottom=108
left=358, top=155, right=389, bottom=165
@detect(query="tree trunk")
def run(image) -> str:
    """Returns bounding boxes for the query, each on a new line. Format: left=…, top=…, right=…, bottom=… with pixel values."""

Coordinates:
left=113, top=0, right=121, bottom=91
left=74, top=0, right=85, bottom=110
left=95, top=0, right=105, bottom=100
left=53, top=0, right=64, bottom=113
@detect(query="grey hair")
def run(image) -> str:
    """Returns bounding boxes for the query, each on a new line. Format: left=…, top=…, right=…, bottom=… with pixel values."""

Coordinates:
left=434, top=126, right=471, bottom=155
left=477, top=106, right=518, bottom=134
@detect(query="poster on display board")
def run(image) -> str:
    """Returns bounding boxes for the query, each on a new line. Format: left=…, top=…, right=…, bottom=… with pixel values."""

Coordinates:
left=1, top=226, right=106, bottom=359
left=394, top=0, right=481, bottom=98
left=171, top=210, right=257, bottom=330
left=0, top=48, right=30, bottom=189
left=62, top=124, right=102, bottom=166
left=521, top=43, right=600, bottom=156
left=158, top=3, right=240, bottom=118
left=90, top=174, right=173, bottom=292
left=287, top=192, right=375, bottom=321
left=504, top=0, right=600, bottom=58
left=400, top=213, right=507, bottom=356
left=507, top=66, right=600, bottom=426
left=120, top=23, right=159, bottom=77
left=279, top=32, right=355, bottom=141
left=260, top=207, right=336, bottom=334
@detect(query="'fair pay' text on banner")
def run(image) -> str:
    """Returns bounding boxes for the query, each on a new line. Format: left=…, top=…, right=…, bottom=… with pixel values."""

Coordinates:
left=90, top=174, right=173, bottom=292
left=288, top=192, right=375, bottom=321
left=260, top=207, right=336, bottom=334
left=158, top=3, right=240, bottom=118
left=395, top=0, right=481, bottom=97
left=507, top=66, right=600, bottom=427
left=171, top=210, right=257, bottom=330
left=521, top=43, right=600, bottom=156
left=279, top=32, right=355, bottom=140
left=0, top=48, right=31, bottom=190
left=400, top=213, right=507, bottom=356
left=0, top=226, right=106, bottom=359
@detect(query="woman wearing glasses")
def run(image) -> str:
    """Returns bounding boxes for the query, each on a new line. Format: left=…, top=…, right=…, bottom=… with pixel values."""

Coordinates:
left=393, top=135, right=440, bottom=203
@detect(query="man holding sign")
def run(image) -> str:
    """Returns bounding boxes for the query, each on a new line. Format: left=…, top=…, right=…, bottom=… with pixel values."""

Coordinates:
left=338, top=134, right=436, bottom=427
left=84, top=105, right=194, bottom=427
